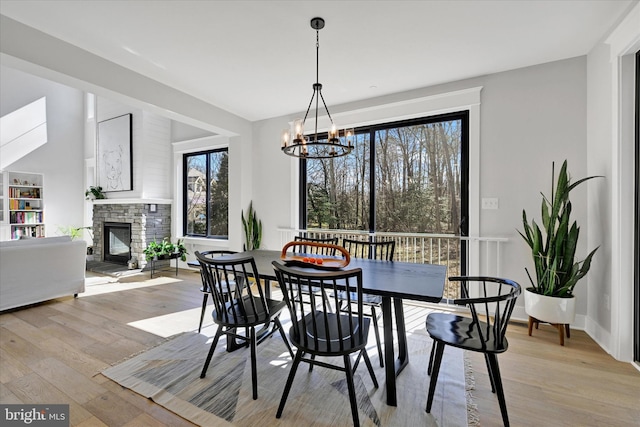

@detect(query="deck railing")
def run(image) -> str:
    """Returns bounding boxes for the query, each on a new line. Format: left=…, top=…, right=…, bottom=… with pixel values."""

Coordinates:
left=278, top=228, right=508, bottom=302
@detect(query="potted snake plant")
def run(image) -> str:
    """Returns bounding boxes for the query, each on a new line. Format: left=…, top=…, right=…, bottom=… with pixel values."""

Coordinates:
left=241, top=201, right=262, bottom=251
left=518, top=160, right=601, bottom=326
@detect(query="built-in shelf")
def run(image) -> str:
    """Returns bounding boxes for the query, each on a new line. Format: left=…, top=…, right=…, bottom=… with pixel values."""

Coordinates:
left=2, top=171, right=45, bottom=239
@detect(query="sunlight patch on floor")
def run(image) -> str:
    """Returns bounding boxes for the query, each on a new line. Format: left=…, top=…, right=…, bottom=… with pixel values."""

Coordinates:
left=128, top=307, right=211, bottom=338
left=81, top=275, right=183, bottom=297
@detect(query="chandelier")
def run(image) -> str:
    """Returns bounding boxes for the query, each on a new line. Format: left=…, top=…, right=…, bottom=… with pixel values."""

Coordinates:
left=281, top=17, right=354, bottom=159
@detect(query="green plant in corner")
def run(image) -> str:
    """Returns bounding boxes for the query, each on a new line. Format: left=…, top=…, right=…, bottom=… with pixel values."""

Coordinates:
left=85, top=186, right=106, bottom=200
left=57, top=225, right=92, bottom=241
left=241, top=201, right=262, bottom=251
left=518, top=160, right=602, bottom=297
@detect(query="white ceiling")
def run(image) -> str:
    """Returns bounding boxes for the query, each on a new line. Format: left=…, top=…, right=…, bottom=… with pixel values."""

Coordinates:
left=0, top=1, right=635, bottom=122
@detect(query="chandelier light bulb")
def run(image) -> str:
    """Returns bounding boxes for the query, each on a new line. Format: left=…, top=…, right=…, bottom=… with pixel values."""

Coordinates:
left=281, top=129, right=290, bottom=148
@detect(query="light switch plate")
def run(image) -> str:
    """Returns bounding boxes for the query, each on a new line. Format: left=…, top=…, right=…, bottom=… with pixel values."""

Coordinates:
left=482, top=198, right=499, bottom=209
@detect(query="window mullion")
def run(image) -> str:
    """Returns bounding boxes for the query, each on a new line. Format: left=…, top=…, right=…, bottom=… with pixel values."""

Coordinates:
left=205, top=154, right=211, bottom=237
left=369, top=128, right=376, bottom=234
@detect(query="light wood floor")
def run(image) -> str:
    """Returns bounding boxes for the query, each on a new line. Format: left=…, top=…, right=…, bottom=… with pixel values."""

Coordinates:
left=1, top=269, right=638, bottom=426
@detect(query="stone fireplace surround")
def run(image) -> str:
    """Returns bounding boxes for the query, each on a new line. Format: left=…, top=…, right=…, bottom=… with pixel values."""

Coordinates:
left=92, top=201, right=171, bottom=266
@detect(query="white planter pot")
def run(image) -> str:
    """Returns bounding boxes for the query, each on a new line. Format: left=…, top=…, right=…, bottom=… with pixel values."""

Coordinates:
left=524, top=287, right=576, bottom=324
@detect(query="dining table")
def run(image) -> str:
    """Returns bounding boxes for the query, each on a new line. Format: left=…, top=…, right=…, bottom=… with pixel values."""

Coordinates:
left=215, top=249, right=447, bottom=406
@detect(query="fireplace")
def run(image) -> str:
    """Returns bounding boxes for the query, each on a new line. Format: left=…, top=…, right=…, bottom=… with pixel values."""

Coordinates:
left=92, top=202, right=172, bottom=267
left=103, top=222, right=131, bottom=264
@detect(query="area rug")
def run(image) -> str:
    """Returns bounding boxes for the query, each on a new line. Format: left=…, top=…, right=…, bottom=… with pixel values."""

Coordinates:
left=103, top=322, right=469, bottom=427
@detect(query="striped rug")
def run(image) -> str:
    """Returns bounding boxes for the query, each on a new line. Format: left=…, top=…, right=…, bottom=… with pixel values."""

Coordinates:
left=103, top=316, right=469, bottom=426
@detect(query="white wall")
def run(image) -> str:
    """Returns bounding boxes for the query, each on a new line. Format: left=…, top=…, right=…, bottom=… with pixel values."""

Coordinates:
left=93, top=97, right=172, bottom=201
left=586, top=38, right=614, bottom=340
left=480, top=57, right=592, bottom=321
left=0, top=65, right=84, bottom=237
left=171, top=131, right=254, bottom=256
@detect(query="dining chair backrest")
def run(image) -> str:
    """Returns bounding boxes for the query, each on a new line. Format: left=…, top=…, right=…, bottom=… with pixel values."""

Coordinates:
left=342, top=238, right=395, bottom=261
left=293, top=236, right=339, bottom=256
left=195, top=251, right=267, bottom=326
left=450, top=276, right=521, bottom=350
left=272, top=261, right=365, bottom=354
left=195, top=250, right=237, bottom=288
left=194, top=250, right=238, bottom=332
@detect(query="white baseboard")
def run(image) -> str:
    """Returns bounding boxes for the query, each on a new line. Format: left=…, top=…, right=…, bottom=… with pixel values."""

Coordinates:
left=584, top=316, right=613, bottom=358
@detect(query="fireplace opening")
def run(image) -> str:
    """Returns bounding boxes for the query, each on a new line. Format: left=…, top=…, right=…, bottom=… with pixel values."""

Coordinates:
left=104, top=222, right=131, bottom=264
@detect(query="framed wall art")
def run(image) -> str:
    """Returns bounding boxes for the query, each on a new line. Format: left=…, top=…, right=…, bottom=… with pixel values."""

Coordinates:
left=97, top=113, right=133, bottom=192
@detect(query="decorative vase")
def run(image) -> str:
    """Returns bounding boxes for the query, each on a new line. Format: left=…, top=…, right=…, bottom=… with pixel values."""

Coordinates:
left=524, top=287, right=576, bottom=324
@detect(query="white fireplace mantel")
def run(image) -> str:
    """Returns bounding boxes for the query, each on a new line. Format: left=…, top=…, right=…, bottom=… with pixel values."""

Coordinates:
left=91, top=198, right=172, bottom=205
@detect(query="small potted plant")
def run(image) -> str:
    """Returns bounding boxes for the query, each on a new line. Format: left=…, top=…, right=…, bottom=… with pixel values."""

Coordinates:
left=85, top=186, right=106, bottom=200
left=143, top=240, right=164, bottom=261
left=144, top=237, right=188, bottom=261
left=518, top=160, right=601, bottom=343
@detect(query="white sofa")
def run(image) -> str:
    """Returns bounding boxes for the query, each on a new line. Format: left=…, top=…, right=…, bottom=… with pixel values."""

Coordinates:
left=0, top=236, right=86, bottom=311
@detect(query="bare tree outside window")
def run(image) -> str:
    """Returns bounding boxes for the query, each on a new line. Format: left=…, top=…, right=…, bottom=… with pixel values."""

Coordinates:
left=374, top=120, right=461, bottom=233
left=306, top=133, right=370, bottom=230
left=304, top=116, right=463, bottom=236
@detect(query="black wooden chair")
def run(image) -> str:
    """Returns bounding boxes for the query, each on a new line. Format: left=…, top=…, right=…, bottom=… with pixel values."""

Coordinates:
left=286, top=237, right=340, bottom=307
left=425, top=276, right=521, bottom=427
left=194, top=250, right=237, bottom=333
left=339, top=238, right=396, bottom=367
left=196, top=251, right=294, bottom=400
left=272, top=261, right=378, bottom=427
left=293, top=235, right=339, bottom=255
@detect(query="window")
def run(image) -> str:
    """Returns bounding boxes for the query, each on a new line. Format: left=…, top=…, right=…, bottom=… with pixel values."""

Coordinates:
left=183, top=148, right=229, bottom=238
left=300, top=112, right=468, bottom=236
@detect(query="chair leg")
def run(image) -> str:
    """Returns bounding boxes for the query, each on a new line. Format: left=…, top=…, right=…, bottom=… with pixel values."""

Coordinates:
left=274, top=317, right=294, bottom=358
left=198, top=293, right=208, bottom=333
left=484, top=353, right=496, bottom=393
left=250, top=326, right=258, bottom=400
left=425, top=341, right=445, bottom=413
left=276, top=349, right=304, bottom=419
left=200, top=325, right=223, bottom=378
left=487, top=353, right=510, bottom=427
left=427, top=340, right=436, bottom=375
left=361, top=349, right=379, bottom=388
left=426, top=341, right=445, bottom=413
left=343, top=355, right=360, bottom=427
left=370, top=306, right=384, bottom=367
left=309, top=354, right=316, bottom=372
left=352, top=348, right=362, bottom=372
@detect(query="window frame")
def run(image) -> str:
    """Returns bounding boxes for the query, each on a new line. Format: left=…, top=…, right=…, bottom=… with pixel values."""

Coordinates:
left=182, top=147, right=229, bottom=239
left=298, top=110, right=469, bottom=237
